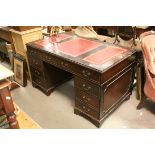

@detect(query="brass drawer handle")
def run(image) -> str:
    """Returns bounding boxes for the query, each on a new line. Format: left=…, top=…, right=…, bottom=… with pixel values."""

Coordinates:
left=82, top=105, right=90, bottom=112
left=30, top=50, right=37, bottom=55
left=32, top=60, right=38, bottom=65
left=34, top=70, right=40, bottom=75
left=82, top=105, right=85, bottom=109
left=45, top=56, right=51, bottom=61
left=60, top=61, right=69, bottom=67
left=82, top=84, right=91, bottom=90
left=86, top=108, right=90, bottom=112
left=82, top=70, right=91, bottom=77
left=82, top=95, right=90, bottom=103
left=36, top=80, right=41, bottom=84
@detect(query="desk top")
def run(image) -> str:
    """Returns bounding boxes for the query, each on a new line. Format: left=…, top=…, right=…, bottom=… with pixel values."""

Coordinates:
left=27, top=33, right=136, bottom=73
left=0, top=64, right=14, bottom=80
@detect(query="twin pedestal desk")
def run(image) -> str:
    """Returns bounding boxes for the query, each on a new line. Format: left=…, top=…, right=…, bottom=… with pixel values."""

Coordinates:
left=27, top=33, right=137, bottom=127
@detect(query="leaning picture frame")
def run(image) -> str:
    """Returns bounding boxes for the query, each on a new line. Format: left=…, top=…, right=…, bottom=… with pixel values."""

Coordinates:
left=13, top=54, right=27, bottom=87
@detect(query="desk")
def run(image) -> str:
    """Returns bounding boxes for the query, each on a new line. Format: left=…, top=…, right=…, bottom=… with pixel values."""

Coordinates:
left=27, top=33, right=136, bottom=127
left=0, top=64, right=19, bottom=128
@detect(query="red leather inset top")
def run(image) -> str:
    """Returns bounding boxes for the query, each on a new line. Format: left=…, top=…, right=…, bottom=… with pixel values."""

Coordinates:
left=57, top=38, right=102, bottom=57
left=83, top=46, right=127, bottom=64
left=35, top=34, right=71, bottom=46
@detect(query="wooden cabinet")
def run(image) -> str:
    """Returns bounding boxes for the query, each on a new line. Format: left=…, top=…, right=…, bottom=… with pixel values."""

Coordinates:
left=10, top=27, right=43, bottom=58
left=0, top=80, right=19, bottom=129
left=9, top=26, right=41, bottom=32
left=10, top=27, right=43, bottom=80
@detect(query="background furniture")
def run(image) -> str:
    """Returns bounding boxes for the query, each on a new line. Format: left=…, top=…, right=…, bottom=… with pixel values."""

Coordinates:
left=0, top=64, right=19, bottom=129
left=10, top=27, right=43, bottom=80
left=0, top=27, right=15, bottom=68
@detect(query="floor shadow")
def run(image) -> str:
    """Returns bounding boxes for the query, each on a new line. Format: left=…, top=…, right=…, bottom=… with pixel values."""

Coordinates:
left=145, top=99, right=155, bottom=114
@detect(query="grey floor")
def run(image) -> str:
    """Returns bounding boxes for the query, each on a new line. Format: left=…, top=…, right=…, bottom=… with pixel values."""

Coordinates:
left=11, top=79, right=155, bottom=129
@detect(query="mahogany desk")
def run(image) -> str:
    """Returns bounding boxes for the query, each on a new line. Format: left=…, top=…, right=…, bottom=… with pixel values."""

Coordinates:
left=27, top=33, right=137, bottom=127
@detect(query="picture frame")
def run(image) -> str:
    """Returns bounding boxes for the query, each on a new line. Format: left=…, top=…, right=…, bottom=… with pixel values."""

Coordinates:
left=13, top=54, right=27, bottom=87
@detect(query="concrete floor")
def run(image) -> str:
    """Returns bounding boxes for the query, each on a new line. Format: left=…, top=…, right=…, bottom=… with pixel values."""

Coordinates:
left=11, top=79, right=155, bottom=129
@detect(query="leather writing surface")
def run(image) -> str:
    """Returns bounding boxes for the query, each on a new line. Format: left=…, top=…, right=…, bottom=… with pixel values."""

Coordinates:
left=35, top=34, right=71, bottom=46
left=53, top=38, right=102, bottom=57
left=83, top=46, right=127, bottom=65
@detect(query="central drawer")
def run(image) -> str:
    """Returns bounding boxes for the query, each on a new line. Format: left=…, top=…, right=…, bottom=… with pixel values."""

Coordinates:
left=41, top=52, right=100, bottom=83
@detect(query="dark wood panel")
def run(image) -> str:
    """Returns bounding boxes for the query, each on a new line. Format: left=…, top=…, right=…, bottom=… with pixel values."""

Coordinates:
left=101, top=68, right=133, bottom=114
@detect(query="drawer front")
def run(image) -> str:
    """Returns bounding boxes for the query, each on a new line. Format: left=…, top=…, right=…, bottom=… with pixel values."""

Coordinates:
left=30, top=66, right=43, bottom=77
left=101, top=53, right=136, bottom=83
left=74, top=77, right=100, bottom=97
left=29, top=57, right=43, bottom=70
left=31, top=74, right=45, bottom=87
left=42, top=52, right=100, bottom=83
left=42, top=52, right=74, bottom=71
left=76, top=66, right=100, bottom=83
left=28, top=48, right=41, bottom=58
left=75, top=101, right=99, bottom=119
left=75, top=88, right=100, bottom=110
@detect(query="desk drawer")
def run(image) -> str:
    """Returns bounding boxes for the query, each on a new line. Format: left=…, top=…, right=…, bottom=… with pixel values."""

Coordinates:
left=31, top=74, right=45, bottom=86
left=74, top=77, right=100, bottom=97
left=42, top=53, right=73, bottom=71
left=75, top=66, right=100, bottom=83
left=75, top=88, right=100, bottom=110
left=29, top=57, right=43, bottom=70
left=28, top=48, right=41, bottom=58
left=101, top=53, right=136, bottom=83
left=30, top=67, right=43, bottom=77
left=42, top=52, right=100, bottom=83
left=75, top=101, right=99, bottom=119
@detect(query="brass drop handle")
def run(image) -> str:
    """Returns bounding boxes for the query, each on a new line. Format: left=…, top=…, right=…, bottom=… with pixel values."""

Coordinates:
left=37, top=80, right=41, bottom=84
left=46, top=56, right=51, bottom=61
left=35, top=62, right=38, bottom=65
left=82, top=95, right=90, bottom=103
left=82, top=84, right=91, bottom=90
left=82, top=70, right=91, bottom=77
left=86, top=108, right=90, bottom=112
left=82, top=96, right=86, bottom=99
left=61, top=61, right=69, bottom=67
left=33, top=60, right=38, bottom=65
left=34, top=70, right=40, bottom=75
left=82, top=105, right=85, bottom=109
left=82, top=84, right=86, bottom=87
